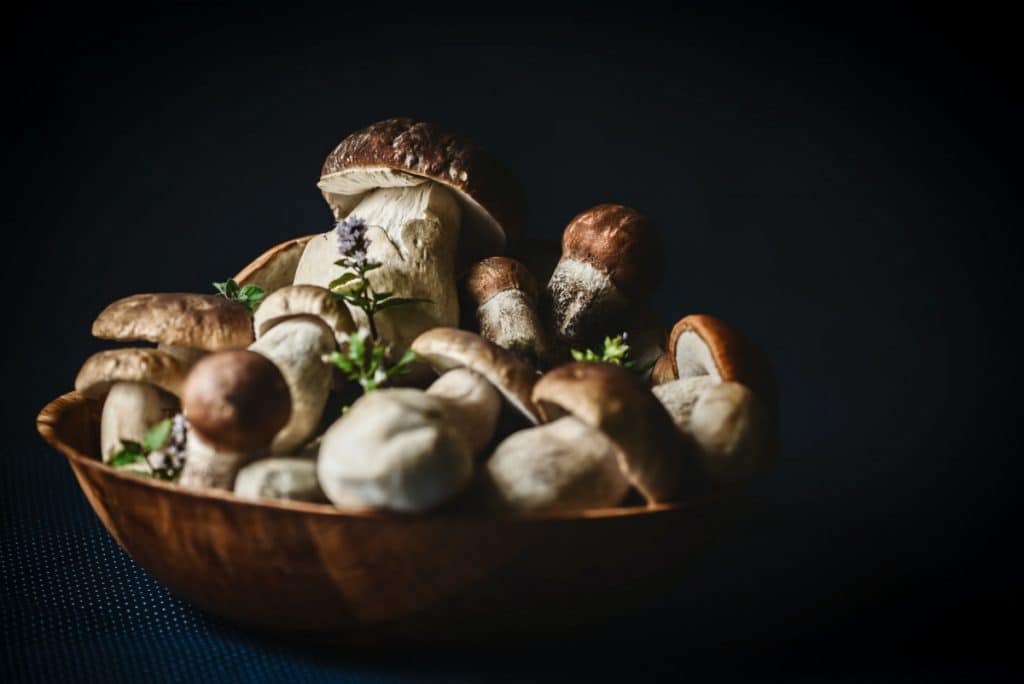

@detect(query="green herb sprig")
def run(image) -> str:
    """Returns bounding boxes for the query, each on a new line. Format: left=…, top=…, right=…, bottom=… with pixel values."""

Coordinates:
left=109, top=418, right=181, bottom=481
left=327, top=330, right=417, bottom=410
left=571, top=333, right=655, bottom=377
left=213, top=278, right=265, bottom=312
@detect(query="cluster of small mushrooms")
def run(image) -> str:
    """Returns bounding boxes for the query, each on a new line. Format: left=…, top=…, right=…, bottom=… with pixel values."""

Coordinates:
left=74, top=117, right=779, bottom=514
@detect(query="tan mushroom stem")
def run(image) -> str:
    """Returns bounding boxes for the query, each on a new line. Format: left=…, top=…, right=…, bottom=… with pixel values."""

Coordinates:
left=546, top=259, right=629, bottom=345
left=482, top=416, right=630, bottom=513
left=425, top=368, right=502, bottom=454
left=476, top=290, right=550, bottom=366
left=179, top=432, right=256, bottom=490
left=234, top=457, right=327, bottom=502
left=249, top=316, right=335, bottom=454
left=100, top=382, right=177, bottom=461
left=293, top=182, right=462, bottom=354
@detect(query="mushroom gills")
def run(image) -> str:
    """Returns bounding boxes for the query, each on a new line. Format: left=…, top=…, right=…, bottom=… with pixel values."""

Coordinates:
left=293, top=182, right=462, bottom=352
left=100, top=382, right=178, bottom=461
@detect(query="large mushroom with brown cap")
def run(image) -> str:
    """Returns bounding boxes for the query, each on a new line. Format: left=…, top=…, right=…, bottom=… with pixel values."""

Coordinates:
left=293, top=117, right=525, bottom=354
left=658, top=313, right=779, bottom=421
left=317, top=329, right=539, bottom=512
left=178, top=350, right=291, bottom=490
left=531, top=362, right=694, bottom=504
left=75, top=349, right=187, bottom=461
left=545, top=204, right=664, bottom=347
left=233, top=235, right=316, bottom=294
left=464, top=256, right=554, bottom=368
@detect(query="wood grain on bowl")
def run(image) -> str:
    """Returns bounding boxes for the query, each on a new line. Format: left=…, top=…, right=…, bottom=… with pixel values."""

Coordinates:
left=37, top=392, right=739, bottom=646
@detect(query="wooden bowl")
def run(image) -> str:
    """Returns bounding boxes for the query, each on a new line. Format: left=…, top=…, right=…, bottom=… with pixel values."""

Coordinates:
left=36, top=392, right=737, bottom=645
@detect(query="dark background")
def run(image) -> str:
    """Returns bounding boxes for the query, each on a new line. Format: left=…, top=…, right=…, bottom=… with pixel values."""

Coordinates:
left=3, top=2, right=1021, bottom=681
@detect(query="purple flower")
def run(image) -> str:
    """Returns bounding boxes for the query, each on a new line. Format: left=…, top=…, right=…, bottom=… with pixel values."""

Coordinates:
left=335, top=215, right=368, bottom=256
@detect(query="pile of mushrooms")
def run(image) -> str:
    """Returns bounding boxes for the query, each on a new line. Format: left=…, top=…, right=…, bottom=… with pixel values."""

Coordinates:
left=73, top=116, right=779, bottom=514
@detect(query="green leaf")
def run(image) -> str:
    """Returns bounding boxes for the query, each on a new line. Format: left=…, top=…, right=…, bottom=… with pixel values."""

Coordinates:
left=375, top=297, right=431, bottom=311
left=570, top=349, right=586, bottom=361
left=213, top=279, right=240, bottom=298
left=362, top=262, right=382, bottom=272
left=109, top=450, right=147, bottom=468
left=387, top=349, right=417, bottom=377
left=329, top=272, right=359, bottom=289
left=143, top=419, right=173, bottom=452
left=329, top=350, right=354, bottom=373
left=347, top=332, right=366, bottom=365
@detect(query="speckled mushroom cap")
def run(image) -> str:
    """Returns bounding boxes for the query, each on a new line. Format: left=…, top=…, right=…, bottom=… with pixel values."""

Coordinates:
left=252, top=285, right=356, bottom=344
left=561, top=204, right=665, bottom=301
left=667, top=314, right=779, bottom=422
left=75, top=348, right=189, bottom=399
left=411, top=328, right=541, bottom=424
left=464, top=256, right=540, bottom=306
left=92, top=293, right=254, bottom=350
left=317, top=117, right=525, bottom=257
left=531, top=362, right=691, bottom=504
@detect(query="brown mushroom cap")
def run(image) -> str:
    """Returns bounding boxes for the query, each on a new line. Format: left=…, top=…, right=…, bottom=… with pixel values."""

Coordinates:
left=181, top=350, right=291, bottom=452
left=75, top=348, right=189, bottom=399
left=92, top=293, right=254, bottom=350
left=317, top=117, right=525, bottom=258
left=561, top=204, right=664, bottom=301
left=667, top=314, right=779, bottom=421
left=464, top=256, right=540, bottom=306
left=252, top=285, right=356, bottom=343
left=234, top=235, right=316, bottom=292
left=531, top=362, right=692, bottom=504
left=411, top=328, right=541, bottom=424
left=651, top=353, right=677, bottom=386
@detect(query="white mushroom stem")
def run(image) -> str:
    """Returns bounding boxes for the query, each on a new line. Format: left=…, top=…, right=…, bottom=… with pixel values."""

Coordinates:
left=293, top=182, right=462, bottom=353
left=234, top=458, right=326, bottom=502
left=482, top=416, right=630, bottom=513
left=546, top=259, right=628, bottom=344
left=178, top=431, right=254, bottom=490
left=425, top=368, right=502, bottom=454
left=156, top=343, right=207, bottom=366
left=249, top=319, right=334, bottom=454
left=476, top=290, right=551, bottom=365
left=100, top=382, right=177, bottom=461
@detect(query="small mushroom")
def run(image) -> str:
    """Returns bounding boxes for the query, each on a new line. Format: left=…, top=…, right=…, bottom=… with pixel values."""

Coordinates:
left=662, top=314, right=779, bottom=421
left=234, top=458, right=327, bottom=503
left=178, top=351, right=291, bottom=489
left=464, top=256, right=553, bottom=368
left=249, top=314, right=337, bottom=454
left=531, top=362, right=692, bottom=504
left=545, top=204, right=664, bottom=347
left=75, top=349, right=186, bottom=461
left=252, top=284, right=356, bottom=346
left=653, top=378, right=776, bottom=483
left=480, top=416, right=630, bottom=513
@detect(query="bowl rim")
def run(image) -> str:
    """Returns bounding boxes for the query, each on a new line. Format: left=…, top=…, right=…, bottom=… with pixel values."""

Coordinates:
left=38, top=390, right=726, bottom=523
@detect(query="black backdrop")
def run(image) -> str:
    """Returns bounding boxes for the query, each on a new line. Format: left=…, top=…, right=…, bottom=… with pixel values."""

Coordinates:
left=4, top=2, right=1021, bottom=680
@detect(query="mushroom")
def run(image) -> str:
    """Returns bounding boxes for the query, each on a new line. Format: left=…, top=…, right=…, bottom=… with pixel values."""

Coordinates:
left=252, top=284, right=356, bottom=346
left=294, top=117, right=525, bottom=354
left=545, top=204, right=664, bottom=348
left=653, top=378, right=776, bottom=483
left=75, top=349, right=187, bottom=461
left=317, top=329, right=539, bottom=512
left=178, top=351, right=291, bottom=489
left=248, top=314, right=337, bottom=454
left=660, top=314, right=779, bottom=421
left=464, top=256, right=553, bottom=367
left=91, top=293, right=254, bottom=365
left=234, top=235, right=316, bottom=294
left=531, top=362, right=693, bottom=504
left=480, top=416, right=631, bottom=513
left=234, top=458, right=327, bottom=503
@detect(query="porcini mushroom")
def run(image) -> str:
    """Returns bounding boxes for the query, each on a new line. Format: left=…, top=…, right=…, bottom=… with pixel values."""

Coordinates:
left=234, top=457, right=327, bottom=503
left=294, top=117, right=525, bottom=353
left=248, top=314, right=337, bottom=454
left=480, top=416, right=630, bottom=513
left=75, top=349, right=187, bottom=461
left=252, top=284, right=356, bottom=345
left=178, top=351, right=291, bottom=489
left=531, top=362, right=692, bottom=504
left=663, top=314, right=779, bottom=421
left=464, top=256, right=553, bottom=368
left=234, top=235, right=316, bottom=294
left=546, top=204, right=664, bottom=347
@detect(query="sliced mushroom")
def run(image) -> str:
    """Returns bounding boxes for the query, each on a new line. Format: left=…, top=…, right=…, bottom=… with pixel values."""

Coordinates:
left=248, top=314, right=336, bottom=454
left=545, top=204, right=664, bottom=347
left=75, top=349, right=186, bottom=461
left=234, top=458, right=327, bottom=503
left=464, top=256, right=553, bottom=368
left=178, top=351, right=291, bottom=490
left=480, top=416, right=630, bottom=513
left=531, top=362, right=693, bottom=504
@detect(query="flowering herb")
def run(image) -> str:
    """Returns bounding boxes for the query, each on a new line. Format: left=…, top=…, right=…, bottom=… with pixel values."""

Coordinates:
left=213, top=278, right=265, bottom=312
left=329, top=216, right=429, bottom=341
left=571, top=333, right=654, bottom=376
left=327, top=329, right=417, bottom=409
left=109, top=414, right=188, bottom=481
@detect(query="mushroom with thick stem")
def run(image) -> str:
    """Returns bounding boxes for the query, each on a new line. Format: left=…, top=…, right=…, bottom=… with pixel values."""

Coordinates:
left=178, top=351, right=291, bottom=490
left=464, top=256, right=554, bottom=368
left=75, top=349, right=187, bottom=461
left=253, top=284, right=356, bottom=346
left=545, top=204, right=664, bottom=348
left=531, top=362, right=695, bottom=504
left=317, top=329, right=539, bottom=512
left=294, top=117, right=525, bottom=355
left=234, top=235, right=316, bottom=294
